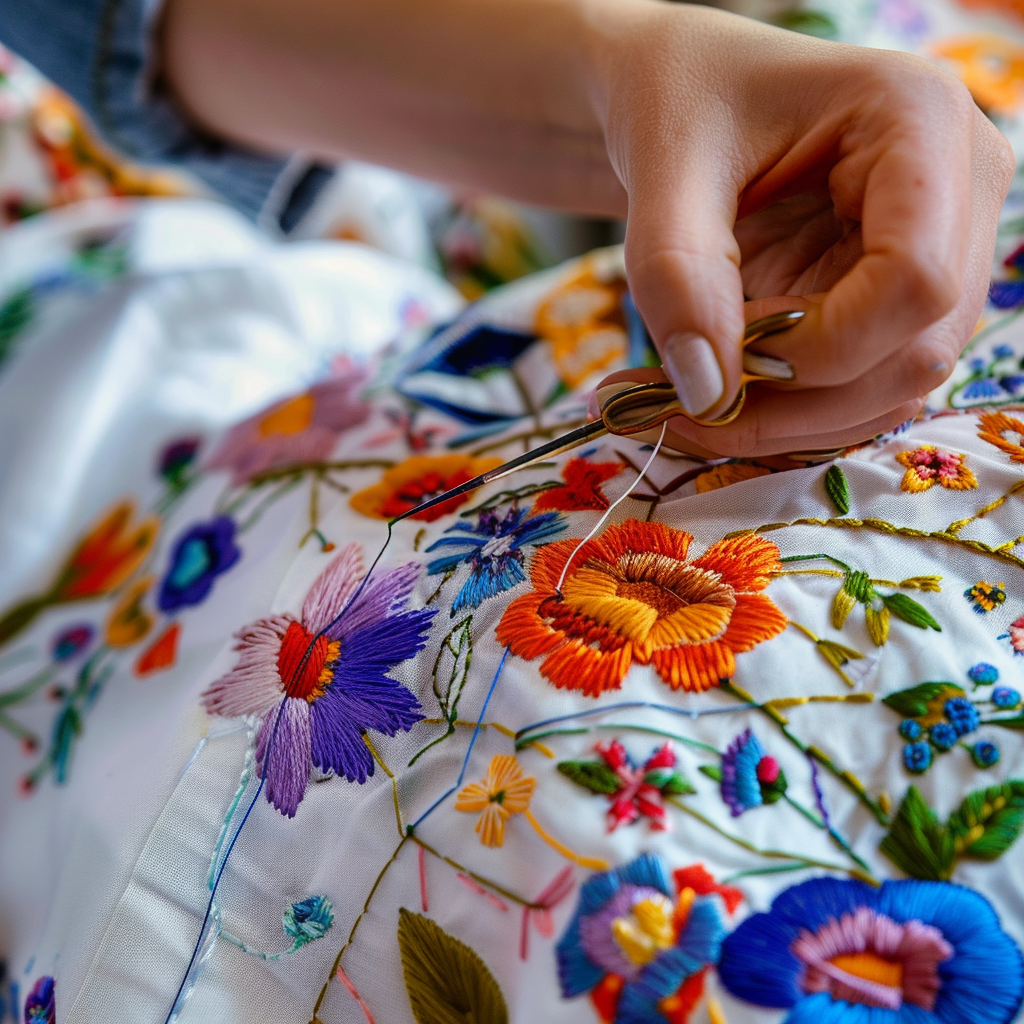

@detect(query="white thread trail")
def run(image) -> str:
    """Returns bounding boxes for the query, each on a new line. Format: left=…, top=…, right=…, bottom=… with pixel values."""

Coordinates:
left=555, top=422, right=667, bottom=594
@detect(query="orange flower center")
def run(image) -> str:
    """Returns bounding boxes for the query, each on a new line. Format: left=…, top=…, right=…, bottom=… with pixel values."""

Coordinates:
left=276, top=620, right=340, bottom=702
left=258, top=393, right=315, bottom=438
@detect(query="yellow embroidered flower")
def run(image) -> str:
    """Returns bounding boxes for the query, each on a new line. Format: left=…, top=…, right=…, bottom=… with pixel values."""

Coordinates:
left=895, top=446, right=978, bottom=493
left=978, top=411, right=1024, bottom=464
left=455, top=755, right=536, bottom=847
left=104, top=576, right=155, bottom=648
left=933, top=34, right=1024, bottom=113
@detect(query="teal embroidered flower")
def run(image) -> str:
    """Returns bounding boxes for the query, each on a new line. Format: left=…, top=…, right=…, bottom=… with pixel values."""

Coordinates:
left=971, top=741, right=1000, bottom=768
left=283, top=895, right=334, bottom=949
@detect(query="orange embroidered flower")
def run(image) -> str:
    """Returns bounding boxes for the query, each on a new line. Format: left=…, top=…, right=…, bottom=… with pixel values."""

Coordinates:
left=496, top=519, right=786, bottom=696
left=978, top=411, right=1024, bottom=463
left=933, top=35, right=1024, bottom=113
left=104, top=576, right=155, bottom=648
left=532, top=457, right=624, bottom=513
left=694, top=462, right=772, bottom=494
left=896, top=446, right=978, bottom=493
left=455, top=755, right=536, bottom=847
left=349, top=454, right=502, bottom=522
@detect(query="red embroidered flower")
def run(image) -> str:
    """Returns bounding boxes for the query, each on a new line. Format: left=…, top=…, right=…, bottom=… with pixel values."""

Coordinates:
left=497, top=519, right=786, bottom=696
left=532, top=457, right=624, bottom=513
left=895, top=446, right=978, bottom=493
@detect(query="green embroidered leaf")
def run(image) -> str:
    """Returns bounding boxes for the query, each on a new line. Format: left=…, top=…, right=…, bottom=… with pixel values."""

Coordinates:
left=557, top=760, right=621, bottom=795
left=881, top=593, right=941, bottom=631
left=644, top=768, right=696, bottom=796
left=880, top=785, right=955, bottom=881
left=431, top=617, right=473, bottom=720
left=398, top=909, right=508, bottom=1024
left=0, top=287, right=33, bottom=368
left=699, top=764, right=724, bottom=782
left=824, top=465, right=851, bottom=515
left=948, top=781, right=1024, bottom=860
left=882, top=682, right=964, bottom=719
left=987, top=714, right=1024, bottom=730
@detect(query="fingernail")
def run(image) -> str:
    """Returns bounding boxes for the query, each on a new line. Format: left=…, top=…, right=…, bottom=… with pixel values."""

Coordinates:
left=743, top=352, right=795, bottom=382
left=663, top=333, right=724, bottom=417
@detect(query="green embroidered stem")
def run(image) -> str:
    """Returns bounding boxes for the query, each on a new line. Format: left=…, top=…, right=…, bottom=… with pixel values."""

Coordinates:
left=409, top=835, right=539, bottom=908
left=246, top=459, right=394, bottom=487
left=458, top=481, right=562, bottom=517
left=235, top=475, right=304, bottom=532
left=0, top=665, right=55, bottom=708
left=946, top=478, right=1024, bottom=537
left=722, top=681, right=889, bottom=826
left=220, top=931, right=301, bottom=961
left=720, top=862, right=826, bottom=885
left=666, top=797, right=875, bottom=884
left=311, top=836, right=409, bottom=1021
left=208, top=742, right=256, bottom=889
left=467, top=419, right=588, bottom=457
left=0, top=708, right=36, bottom=745
left=742, top=517, right=1024, bottom=573
left=363, top=734, right=404, bottom=838
left=514, top=722, right=720, bottom=756
left=0, top=594, right=55, bottom=651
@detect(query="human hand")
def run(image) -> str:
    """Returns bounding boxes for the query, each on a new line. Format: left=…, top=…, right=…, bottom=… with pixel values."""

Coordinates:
left=589, top=2, right=1014, bottom=457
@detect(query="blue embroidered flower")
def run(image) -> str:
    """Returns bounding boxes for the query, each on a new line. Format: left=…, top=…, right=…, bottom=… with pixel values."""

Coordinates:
left=943, top=697, right=980, bottom=736
left=719, top=876, right=1024, bottom=1024
left=929, top=723, right=958, bottom=752
left=898, top=719, right=922, bottom=741
left=425, top=507, right=565, bottom=615
left=283, top=895, right=334, bottom=948
left=972, top=741, right=1000, bottom=768
left=157, top=516, right=241, bottom=612
left=993, top=344, right=1016, bottom=360
left=720, top=729, right=787, bottom=816
left=968, top=663, right=999, bottom=686
left=556, top=853, right=726, bottom=1022
left=993, top=686, right=1021, bottom=709
left=903, top=741, right=932, bottom=773
left=51, top=623, right=93, bottom=662
left=23, top=976, right=55, bottom=1024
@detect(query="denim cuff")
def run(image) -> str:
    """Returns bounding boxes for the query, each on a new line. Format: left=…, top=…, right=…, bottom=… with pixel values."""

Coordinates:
left=0, top=0, right=333, bottom=232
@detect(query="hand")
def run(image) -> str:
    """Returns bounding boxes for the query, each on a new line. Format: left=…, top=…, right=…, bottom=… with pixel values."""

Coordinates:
left=590, top=3, right=1014, bottom=457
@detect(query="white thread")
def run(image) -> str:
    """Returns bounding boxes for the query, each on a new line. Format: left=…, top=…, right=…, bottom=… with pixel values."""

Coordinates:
left=555, top=422, right=668, bottom=594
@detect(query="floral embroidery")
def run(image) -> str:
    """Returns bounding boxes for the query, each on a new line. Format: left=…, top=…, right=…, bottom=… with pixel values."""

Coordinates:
left=950, top=349, right=1024, bottom=406
left=895, top=446, right=978, bottom=493
left=693, top=462, right=772, bottom=494
left=1004, top=613, right=1024, bottom=655
left=104, top=577, right=155, bottom=648
left=0, top=500, right=158, bottom=649
left=969, top=662, right=1000, bottom=686
left=556, top=853, right=728, bottom=1024
left=497, top=520, right=786, bottom=696
left=205, top=375, right=371, bottom=486
left=134, top=622, right=181, bottom=677
left=200, top=545, right=434, bottom=816
left=964, top=580, right=1006, bottom=614
left=157, top=516, right=241, bottom=612
left=972, top=740, right=1001, bottom=768
left=978, top=410, right=1024, bottom=463
left=282, top=895, right=334, bottom=949
left=23, top=976, right=54, bottom=1024
left=719, top=729, right=787, bottom=816
left=556, top=741, right=695, bottom=832
left=718, top=876, right=1024, bottom=1023
left=993, top=685, right=1021, bottom=709
left=51, top=623, right=93, bottom=662
left=425, top=508, right=565, bottom=614
left=531, top=457, right=624, bottom=513
left=350, top=454, right=502, bottom=522
left=933, top=34, right=1024, bottom=114
left=455, top=754, right=536, bottom=847
left=157, top=436, right=201, bottom=489
left=829, top=566, right=941, bottom=647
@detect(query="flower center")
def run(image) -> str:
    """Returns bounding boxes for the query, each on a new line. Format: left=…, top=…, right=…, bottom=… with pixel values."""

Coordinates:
left=168, top=537, right=212, bottom=589
left=258, top=393, right=316, bottom=438
left=611, top=894, right=676, bottom=966
left=276, top=620, right=340, bottom=702
left=480, top=533, right=515, bottom=560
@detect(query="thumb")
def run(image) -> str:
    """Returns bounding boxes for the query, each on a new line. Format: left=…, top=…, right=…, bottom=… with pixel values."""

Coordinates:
left=623, top=168, right=746, bottom=421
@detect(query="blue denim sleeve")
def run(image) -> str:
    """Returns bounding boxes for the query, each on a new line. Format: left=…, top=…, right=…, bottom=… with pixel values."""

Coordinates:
left=0, top=0, right=333, bottom=233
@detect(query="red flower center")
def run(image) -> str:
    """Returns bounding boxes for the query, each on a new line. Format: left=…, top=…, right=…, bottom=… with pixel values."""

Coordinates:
left=277, top=621, right=337, bottom=702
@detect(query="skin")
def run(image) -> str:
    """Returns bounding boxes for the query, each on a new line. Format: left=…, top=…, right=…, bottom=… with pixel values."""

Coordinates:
left=161, top=0, right=1015, bottom=457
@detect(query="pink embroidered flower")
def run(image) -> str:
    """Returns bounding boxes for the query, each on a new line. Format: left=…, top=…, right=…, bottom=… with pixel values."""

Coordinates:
left=895, top=445, right=977, bottom=493
left=1005, top=613, right=1024, bottom=655
left=205, top=373, right=371, bottom=485
left=597, top=741, right=682, bottom=832
left=200, top=545, right=434, bottom=816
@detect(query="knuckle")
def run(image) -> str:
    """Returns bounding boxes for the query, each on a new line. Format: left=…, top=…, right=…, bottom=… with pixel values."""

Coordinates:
left=903, top=340, right=956, bottom=394
left=900, top=258, right=961, bottom=324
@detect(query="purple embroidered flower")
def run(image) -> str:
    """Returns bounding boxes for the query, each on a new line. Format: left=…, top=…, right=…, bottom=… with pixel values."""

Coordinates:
left=425, top=507, right=565, bottom=615
left=720, top=728, right=787, bottom=816
left=200, top=545, right=434, bottom=816
left=993, top=686, right=1021, bottom=710
left=23, top=976, right=54, bottom=1024
left=205, top=373, right=371, bottom=486
left=943, top=697, right=980, bottom=737
left=972, top=740, right=1000, bottom=768
left=903, top=740, right=932, bottom=773
left=556, top=853, right=726, bottom=1022
left=157, top=516, right=241, bottom=613
left=719, top=877, right=1024, bottom=1024
left=929, top=722, right=958, bottom=752
left=157, top=436, right=201, bottom=487
left=968, top=662, right=999, bottom=686
left=51, top=623, right=93, bottom=662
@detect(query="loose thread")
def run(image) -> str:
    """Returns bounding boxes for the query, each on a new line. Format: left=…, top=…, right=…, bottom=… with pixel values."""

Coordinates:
left=524, top=809, right=609, bottom=871
left=555, top=423, right=667, bottom=594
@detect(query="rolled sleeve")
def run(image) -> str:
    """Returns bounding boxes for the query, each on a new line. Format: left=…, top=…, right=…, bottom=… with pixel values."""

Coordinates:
left=0, top=0, right=333, bottom=232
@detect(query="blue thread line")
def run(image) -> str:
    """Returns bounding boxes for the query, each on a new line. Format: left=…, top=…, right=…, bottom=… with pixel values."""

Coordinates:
left=515, top=699, right=753, bottom=740
left=410, top=646, right=510, bottom=831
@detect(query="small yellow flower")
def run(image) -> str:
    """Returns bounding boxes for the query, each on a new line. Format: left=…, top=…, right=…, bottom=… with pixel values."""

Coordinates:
left=455, top=755, right=536, bottom=847
left=864, top=604, right=891, bottom=647
left=104, top=576, right=155, bottom=648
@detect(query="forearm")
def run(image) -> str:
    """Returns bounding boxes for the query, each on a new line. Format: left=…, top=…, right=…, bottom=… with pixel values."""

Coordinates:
left=160, top=0, right=634, bottom=213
